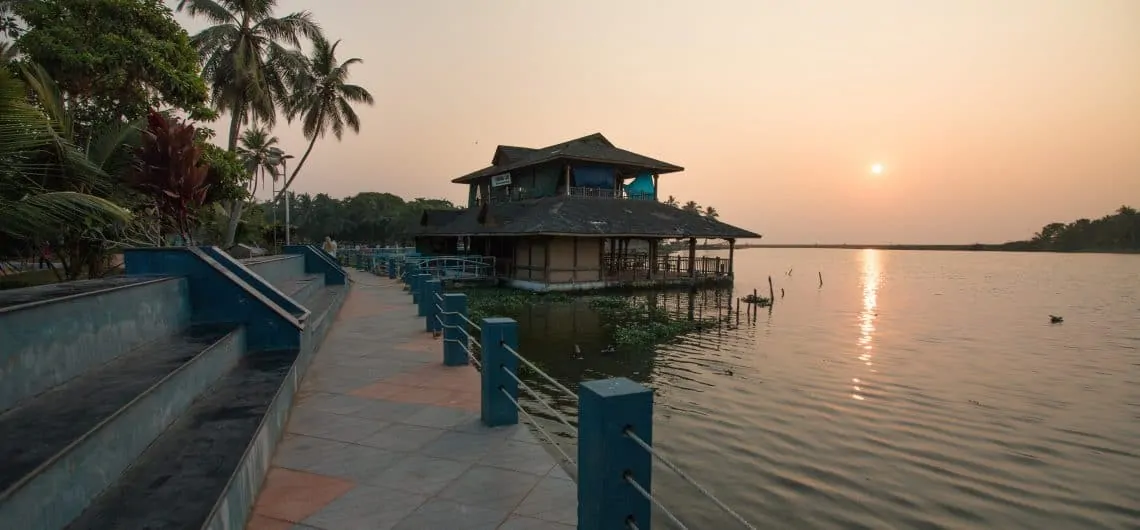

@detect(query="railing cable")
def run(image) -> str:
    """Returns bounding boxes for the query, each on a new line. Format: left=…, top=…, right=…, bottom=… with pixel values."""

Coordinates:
left=498, top=386, right=576, bottom=467
left=500, top=343, right=577, bottom=402
left=624, top=472, right=690, bottom=530
left=458, top=312, right=482, bottom=331
left=625, top=429, right=758, bottom=530
left=499, top=366, right=578, bottom=435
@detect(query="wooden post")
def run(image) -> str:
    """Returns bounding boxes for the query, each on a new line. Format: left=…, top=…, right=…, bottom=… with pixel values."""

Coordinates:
left=687, top=237, right=696, bottom=280
left=652, top=174, right=659, bottom=201
left=728, top=238, right=735, bottom=277
left=564, top=164, right=571, bottom=195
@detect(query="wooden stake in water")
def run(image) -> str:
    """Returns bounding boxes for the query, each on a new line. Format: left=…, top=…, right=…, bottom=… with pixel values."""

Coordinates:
left=768, top=276, right=775, bottom=305
left=818, top=271, right=824, bottom=288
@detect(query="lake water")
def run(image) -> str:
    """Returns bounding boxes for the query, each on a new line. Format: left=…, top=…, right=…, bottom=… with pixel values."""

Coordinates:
left=510, top=248, right=1140, bottom=529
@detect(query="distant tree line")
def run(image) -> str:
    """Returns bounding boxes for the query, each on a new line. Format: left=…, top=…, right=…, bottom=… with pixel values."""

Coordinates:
left=264, top=192, right=456, bottom=247
left=1001, top=206, right=1139, bottom=252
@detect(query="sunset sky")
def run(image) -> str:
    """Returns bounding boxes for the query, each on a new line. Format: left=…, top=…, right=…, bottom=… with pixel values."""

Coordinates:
left=177, top=0, right=1140, bottom=244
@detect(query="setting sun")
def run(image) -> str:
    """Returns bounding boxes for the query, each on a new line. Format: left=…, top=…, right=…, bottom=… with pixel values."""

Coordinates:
left=871, top=163, right=884, bottom=175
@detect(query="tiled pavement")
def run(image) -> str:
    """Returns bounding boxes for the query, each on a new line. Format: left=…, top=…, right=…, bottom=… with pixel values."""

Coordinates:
left=247, top=271, right=577, bottom=530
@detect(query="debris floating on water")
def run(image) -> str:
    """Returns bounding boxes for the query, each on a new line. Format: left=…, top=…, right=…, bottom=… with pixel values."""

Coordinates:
left=1049, top=315, right=1064, bottom=324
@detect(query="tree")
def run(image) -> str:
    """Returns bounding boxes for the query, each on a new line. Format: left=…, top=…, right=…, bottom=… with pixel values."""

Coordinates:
left=1018, top=206, right=1139, bottom=252
left=664, top=195, right=678, bottom=207
left=0, top=66, right=128, bottom=240
left=237, top=126, right=279, bottom=199
left=176, top=0, right=320, bottom=245
left=275, top=33, right=373, bottom=202
left=704, top=205, right=719, bottom=218
left=13, top=0, right=207, bottom=122
left=682, top=200, right=701, bottom=214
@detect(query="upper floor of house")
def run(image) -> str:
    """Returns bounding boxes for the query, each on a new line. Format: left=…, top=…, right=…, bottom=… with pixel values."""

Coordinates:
left=452, top=133, right=684, bottom=208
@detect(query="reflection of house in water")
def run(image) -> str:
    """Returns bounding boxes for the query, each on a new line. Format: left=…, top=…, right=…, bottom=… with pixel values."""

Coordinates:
left=415, top=133, right=761, bottom=291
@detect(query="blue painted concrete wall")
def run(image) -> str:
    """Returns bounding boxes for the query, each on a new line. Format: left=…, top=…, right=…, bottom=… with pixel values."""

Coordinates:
left=124, top=248, right=302, bottom=351
left=242, top=255, right=306, bottom=289
left=0, top=277, right=191, bottom=414
left=284, top=245, right=347, bottom=285
left=201, top=248, right=309, bottom=321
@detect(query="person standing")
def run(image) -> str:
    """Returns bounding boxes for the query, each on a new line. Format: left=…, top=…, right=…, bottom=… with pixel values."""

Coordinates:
left=322, top=236, right=338, bottom=258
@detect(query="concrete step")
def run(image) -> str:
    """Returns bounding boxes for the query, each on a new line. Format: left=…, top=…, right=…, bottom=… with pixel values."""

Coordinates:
left=66, top=349, right=298, bottom=530
left=240, top=255, right=306, bottom=288
left=0, top=277, right=191, bottom=414
left=0, top=325, right=245, bottom=529
left=284, top=274, right=324, bottom=308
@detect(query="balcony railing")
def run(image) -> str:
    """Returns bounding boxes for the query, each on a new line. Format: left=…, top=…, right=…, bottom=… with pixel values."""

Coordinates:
left=477, top=187, right=654, bottom=206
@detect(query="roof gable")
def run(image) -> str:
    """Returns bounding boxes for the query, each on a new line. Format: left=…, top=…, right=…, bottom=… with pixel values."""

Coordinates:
left=454, top=133, right=682, bottom=184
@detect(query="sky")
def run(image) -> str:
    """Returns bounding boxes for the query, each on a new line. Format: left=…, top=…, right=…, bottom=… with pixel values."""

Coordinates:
left=175, top=0, right=1140, bottom=244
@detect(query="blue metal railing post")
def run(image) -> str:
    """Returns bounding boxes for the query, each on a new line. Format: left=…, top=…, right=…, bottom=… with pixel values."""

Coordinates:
left=424, top=280, right=442, bottom=331
left=442, top=294, right=468, bottom=366
left=387, top=258, right=397, bottom=279
left=480, top=318, right=519, bottom=427
left=411, top=273, right=428, bottom=304
left=417, top=274, right=433, bottom=316
left=579, top=378, right=654, bottom=530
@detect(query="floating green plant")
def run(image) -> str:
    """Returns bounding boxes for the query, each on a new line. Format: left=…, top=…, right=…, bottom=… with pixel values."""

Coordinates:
left=588, top=296, right=718, bottom=349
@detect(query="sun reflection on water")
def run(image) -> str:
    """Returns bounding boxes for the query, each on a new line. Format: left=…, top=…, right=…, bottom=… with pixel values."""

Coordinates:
left=853, top=249, right=882, bottom=401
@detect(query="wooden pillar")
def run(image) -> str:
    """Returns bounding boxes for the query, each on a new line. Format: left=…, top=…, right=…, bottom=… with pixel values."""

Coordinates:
left=543, top=238, right=551, bottom=282
left=648, top=239, right=658, bottom=279
left=564, top=164, right=571, bottom=195
left=728, top=238, right=735, bottom=278
left=652, top=174, right=659, bottom=201
left=687, top=237, right=697, bottom=280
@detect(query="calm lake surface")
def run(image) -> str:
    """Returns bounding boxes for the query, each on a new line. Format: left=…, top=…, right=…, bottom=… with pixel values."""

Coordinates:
left=511, top=248, right=1140, bottom=529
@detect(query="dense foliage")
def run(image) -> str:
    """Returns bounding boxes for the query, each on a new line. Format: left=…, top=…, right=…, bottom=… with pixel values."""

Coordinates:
left=269, top=192, right=456, bottom=246
left=1, top=0, right=375, bottom=284
left=1002, top=206, right=1139, bottom=252
left=12, top=0, right=208, bottom=121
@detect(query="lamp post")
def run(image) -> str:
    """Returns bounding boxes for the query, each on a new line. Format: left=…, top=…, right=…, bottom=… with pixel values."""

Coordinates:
left=269, top=148, right=295, bottom=246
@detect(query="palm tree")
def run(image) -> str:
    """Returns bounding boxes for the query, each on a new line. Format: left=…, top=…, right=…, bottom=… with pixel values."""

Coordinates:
left=237, top=126, right=280, bottom=199
left=682, top=200, right=701, bottom=214
left=176, top=0, right=319, bottom=152
left=275, top=34, right=373, bottom=202
left=704, top=205, right=719, bottom=218
left=176, top=0, right=319, bottom=245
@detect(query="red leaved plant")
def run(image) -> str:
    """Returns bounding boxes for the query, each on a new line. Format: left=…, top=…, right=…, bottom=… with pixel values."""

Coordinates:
left=133, top=110, right=211, bottom=245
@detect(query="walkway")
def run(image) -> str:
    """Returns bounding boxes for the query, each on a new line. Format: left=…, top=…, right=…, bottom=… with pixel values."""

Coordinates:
left=247, top=271, right=576, bottom=530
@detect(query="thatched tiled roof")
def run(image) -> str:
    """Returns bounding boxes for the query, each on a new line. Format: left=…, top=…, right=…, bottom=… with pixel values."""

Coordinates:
left=415, top=197, right=760, bottom=239
left=453, top=133, right=684, bottom=184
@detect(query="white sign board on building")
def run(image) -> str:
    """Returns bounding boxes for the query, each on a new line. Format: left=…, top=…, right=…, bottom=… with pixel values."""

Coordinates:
left=490, top=173, right=512, bottom=187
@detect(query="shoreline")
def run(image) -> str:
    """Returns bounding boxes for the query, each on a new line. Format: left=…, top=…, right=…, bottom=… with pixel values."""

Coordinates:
left=670, top=243, right=1140, bottom=255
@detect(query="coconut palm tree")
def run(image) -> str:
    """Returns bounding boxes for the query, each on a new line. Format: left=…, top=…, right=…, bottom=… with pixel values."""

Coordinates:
left=175, top=0, right=319, bottom=152
left=237, top=126, right=280, bottom=199
left=274, top=34, right=373, bottom=201
left=682, top=200, right=701, bottom=214
left=0, top=65, right=130, bottom=240
left=704, top=205, right=719, bottom=218
left=175, top=0, right=320, bottom=245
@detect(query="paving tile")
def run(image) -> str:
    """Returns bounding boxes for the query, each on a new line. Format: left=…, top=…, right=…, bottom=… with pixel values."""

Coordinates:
left=275, top=434, right=403, bottom=481
left=497, top=515, right=575, bottom=530
left=344, top=399, right=423, bottom=422
left=398, top=404, right=480, bottom=429
left=480, top=440, right=557, bottom=476
left=437, top=465, right=543, bottom=512
left=301, top=485, right=428, bottom=530
left=420, top=430, right=511, bottom=463
left=294, top=392, right=378, bottom=415
left=384, top=364, right=481, bottom=390
left=252, top=468, right=354, bottom=523
left=357, top=423, right=446, bottom=452
left=391, top=498, right=508, bottom=530
left=287, top=409, right=388, bottom=442
left=364, top=454, right=473, bottom=495
left=246, top=513, right=294, bottom=530
left=512, top=477, right=577, bottom=525
left=351, top=382, right=479, bottom=410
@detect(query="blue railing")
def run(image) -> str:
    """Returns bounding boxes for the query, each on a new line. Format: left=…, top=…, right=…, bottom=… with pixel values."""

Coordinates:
left=395, top=270, right=757, bottom=530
